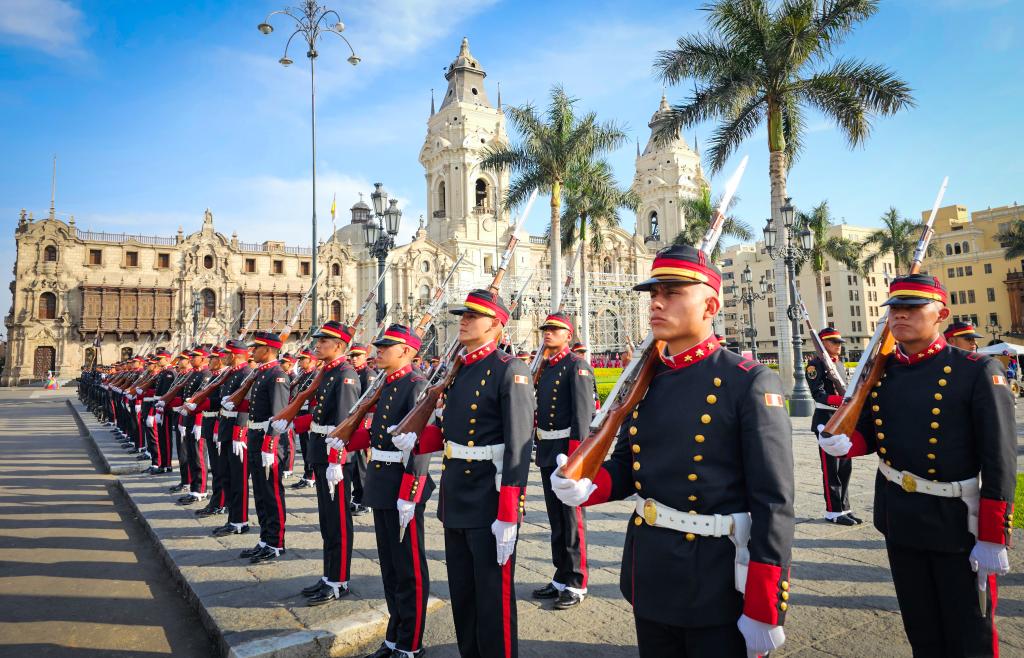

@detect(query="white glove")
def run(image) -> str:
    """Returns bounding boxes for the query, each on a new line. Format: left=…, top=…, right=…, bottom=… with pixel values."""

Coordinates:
left=817, top=425, right=852, bottom=457
left=391, top=429, right=417, bottom=452
left=970, top=540, right=1010, bottom=591
left=737, top=614, right=786, bottom=657
left=193, top=425, right=202, bottom=441
left=326, top=463, right=344, bottom=498
left=232, top=440, right=246, bottom=460
left=550, top=453, right=596, bottom=507
left=155, top=413, right=163, bottom=425
left=491, top=519, right=518, bottom=566
left=221, top=398, right=235, bottom=411
left=261, top=451, right=275, bottom=470
left=397, top=498, right=416, bottom=530
left=156, top=401, right=165, bottom=410
left=271, top=418, right=290, bottom=434
left=326, top=437, right=345, bottom=452
left=145, top=416, right=155, bottom=429
left=135, top=387, right=143, bottom=395
left=185, top=402, right=197, bottom=412
left=172, top=406, right=183, bottom=414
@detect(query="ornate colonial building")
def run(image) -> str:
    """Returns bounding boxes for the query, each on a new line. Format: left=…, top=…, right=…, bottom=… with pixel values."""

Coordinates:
left=2, top=38, right=702, bottom=385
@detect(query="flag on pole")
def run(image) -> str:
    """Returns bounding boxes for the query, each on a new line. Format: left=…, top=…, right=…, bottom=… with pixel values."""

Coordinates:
left=330, top=193, right=337, bottom=238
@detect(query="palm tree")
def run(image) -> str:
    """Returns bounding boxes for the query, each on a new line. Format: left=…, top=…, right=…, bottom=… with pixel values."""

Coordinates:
left=560, top=160, right=640, bottom=355
left=672, top=185, right=753, bottom=261
left=995, top=219, right=1024, bottom=261
left=654, top=0, right=914, bottom=387
left=862, top=207, right=933, bottom=275
left=798, top=201, right=862, bottom=327
left=480, top=85, right=627, bottom=311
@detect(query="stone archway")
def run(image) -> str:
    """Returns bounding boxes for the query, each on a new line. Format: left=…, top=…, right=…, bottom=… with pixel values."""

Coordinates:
left=33, top=346, right=55, bottom=378
left=592, top=309, right=625, bottom=354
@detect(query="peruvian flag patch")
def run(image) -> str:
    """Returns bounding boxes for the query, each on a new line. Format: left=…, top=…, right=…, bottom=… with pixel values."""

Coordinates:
left=513, top=375, right=528, bottom=385
left=578, top=369, right=590, bottom=376
left=993, top=375, right=1007, bottom=386
left=343, top=378, right=355, bottom=384
left=764, top=393, right=784, bottom=407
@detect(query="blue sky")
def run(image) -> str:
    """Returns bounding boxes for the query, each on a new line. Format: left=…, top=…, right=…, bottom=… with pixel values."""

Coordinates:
left=2, top=0, right=1022, bottom=332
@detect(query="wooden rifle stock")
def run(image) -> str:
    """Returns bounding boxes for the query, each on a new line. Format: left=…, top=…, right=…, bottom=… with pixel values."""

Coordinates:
left=329, top=377, right=386, bottom=445
left=187, top=366, right=234, bottom=406
left=158, top=370, right=194, bottom=404
left=272, top=366, right=325, bottom=424
left=558, top=339, right=662, bottom=481
left=393, top=358, right=463, bottom=437
left=226, top=369, right=258, bottom=407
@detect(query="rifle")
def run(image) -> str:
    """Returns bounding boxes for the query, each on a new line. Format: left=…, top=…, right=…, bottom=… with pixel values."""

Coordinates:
left=798, top=298, right=846, bottom=395
left=530, top=240, right=584, bottom=381
left=214, top=309, right=245, bottom=347
left=558, top=155, right=750, bottom=481
left=390, top=188, right=538, bottom=440
left=504, top=271, right=534, bottom=351
left=821, top=176, right=949, bottom=439
left=237, top=307, right=261, bottom=341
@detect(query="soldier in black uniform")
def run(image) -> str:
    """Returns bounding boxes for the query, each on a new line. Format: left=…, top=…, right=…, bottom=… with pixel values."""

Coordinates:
left=193, top=346, right=227, bottom=516
left=393, top=289, right=536, bottom=658
left=177, top=347, right=213, bottom=505
left=166, top=352, right=194, bottom=492
left=293, top=320, right=361, bottom=604
left=552, top=245, right=794, bottom=657
left=805, top=327, right=858, bottom=525
left=290, top=347, right=320, bottom=490
left=530, top=312, right=595, bottom=610
left=146, top=349, right=177, bottom=475
left=348, top=325, right=431, bottom=658
left=819, top=274, right=1016, bottom=657
left=944, top=320, right=985, bottom=353
left=235, top=331, right=291, bottom=563
left=213, top=340, right=254, bottom=536
left=347, top=343, right=372, bottom=516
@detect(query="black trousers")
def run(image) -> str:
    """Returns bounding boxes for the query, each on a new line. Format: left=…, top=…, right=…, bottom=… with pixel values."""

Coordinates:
left=202, top=417, right=224, bottom=507
left=313, top=463, right=353, bottom=583
left=444, top=526, right=518, bottom=658
left=141, top=405, right=157, bottom=462
left=175, top=417, right=191, bottom=486
left=158, top=415, right=174, bottom=468
left=634, top=614, right=746, bottom=657
left=373, top=506, right=430, bottom=653
left=886, top=540, right=998, bottom=657
left=819, top=448, right=852, bottom=513
left=540, top=465, right=588, bottom=590
left=222, top=421, right=248, bottom=525
left=283, top=430, right=295, bottom=472
left=184, top=420, right=208, bottom=494
left=248, top=430, right=287, bottom=549
left=344, top=451, right=367, bottom=505
left=297, top=431, right=315, bottom=481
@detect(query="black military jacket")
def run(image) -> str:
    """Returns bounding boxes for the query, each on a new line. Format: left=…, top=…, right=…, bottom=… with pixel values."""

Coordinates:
left=853, top=337, right=1016, bottom=552
left=362, top=365, right=432, bottom=509
left=435, top=341, right=537, bottom=529
left=245, top=360, right=290, bottom=432
left=153, top=368, right=176, bottom=398
left=534, top=346, right=596, bottom=468
left=805, top=354, right=846, bottom=432
left=180, top=368, right=212, bottom=429
left=217, top=364, right=252, bottom=439
left=356, top=364, right=376, bottom=390
left=292, top=366, right=319, bottom=414
left=309, top=356, right=361, bottom=465
left=591, top=338, right=794, bottom=628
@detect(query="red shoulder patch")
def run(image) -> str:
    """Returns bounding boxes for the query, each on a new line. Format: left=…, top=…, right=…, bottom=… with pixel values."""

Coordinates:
left=497, top=353, right=513, bottom=363
left=737, top=359, right=758, bottom=372
left=966, top=352, right=982, bottom=361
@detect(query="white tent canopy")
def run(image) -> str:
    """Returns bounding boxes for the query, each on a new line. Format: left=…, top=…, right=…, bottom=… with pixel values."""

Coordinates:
left=978, top=342, right=1024, bottom=356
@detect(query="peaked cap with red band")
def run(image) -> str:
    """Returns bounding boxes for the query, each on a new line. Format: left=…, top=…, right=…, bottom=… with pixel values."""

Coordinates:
left=248, top=330, right=283, bottom=350
left=571, top=342, right=587, bottom=353
left=943, top=321, right=984, bottom=340
left=634, top=244, right=722, bottom=293
left=540, top=312, right=574, bottom=334
left=450, top=288, right=510, bottom=324
left=818, top=327, right=845, bottom=343
left=298, top=347, right=316, bottom=359
left=373, top=324, right=422, bottom=350
left=311, top=320, right=354, bottom=343
left=224, top=339, right=249, bottom=356
left=348, top=343, right=368, bottom=355
left=281, top=352, right=296, bottom=364
left=881, top=273, right=947, bottom=306
left=154, top=348, right=172, bottom=359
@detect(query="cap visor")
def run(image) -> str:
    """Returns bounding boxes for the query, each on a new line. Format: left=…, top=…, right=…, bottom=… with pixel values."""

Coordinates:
left=633, top=277, right=701, bottom=292
left=880, top=296, right=937, bottom=307
left=372, top=338, right=402, bottom=348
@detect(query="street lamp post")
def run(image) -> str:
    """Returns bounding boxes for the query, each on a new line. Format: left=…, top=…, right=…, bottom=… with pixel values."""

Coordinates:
left=258, top=1, right=360, bottom=329
left=738, top=264, right=772, bottom=361
left=362, top=183, right=402, bottom=323
left=763, top=197, right=815, bottom=417
left=191, top=291, right=201, bottom=344
left=986, top=322, right=1003, bottom=344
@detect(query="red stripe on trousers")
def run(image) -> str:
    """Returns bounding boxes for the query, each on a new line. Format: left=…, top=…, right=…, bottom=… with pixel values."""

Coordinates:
left=410, top=515, right=424, bottom=650
left=197, top=437, right=206, bottom=493
left=240, top=446, right=248, bottom=522
left=575, top=506, right=589, bottom=589
left=336, top=483, right=348, bottom=581
left=271, top=459, right=285, bottom=548
left=819, top=448, right=833, bottom=512
left=502, top=559, right=512, bottom=658
left=991, top=574, right=999, bottom=658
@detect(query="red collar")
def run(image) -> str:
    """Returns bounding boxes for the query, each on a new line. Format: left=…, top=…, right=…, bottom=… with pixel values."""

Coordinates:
left=257, top=360, right=279, bottom=371
left=462, top=341, right=496, bottom=364
left=354, top=364, right=366, bottom=372
left=230, top=363, right=247, bottom=372
left=325, top=356, right=347, bottom=370
left=892, top=336, right=946, bottom=365
left=386, top=364, right=413, bottom=384
left=547, top=346, right=571, bottom=366
left=660, top=335, right=720, bottom=370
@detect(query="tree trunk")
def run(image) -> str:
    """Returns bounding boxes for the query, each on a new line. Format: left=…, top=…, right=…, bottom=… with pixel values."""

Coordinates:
left=549, top=181, right=562, bottom=312
left=579, top=215, right=591, bottom=363
left=815, top=268, right=827, bottom=328
left=768, top=139, right=794, bottom=389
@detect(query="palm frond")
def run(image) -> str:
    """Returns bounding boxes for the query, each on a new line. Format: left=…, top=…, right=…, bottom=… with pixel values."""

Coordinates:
left=707, top=93, right=766, bottom=173
left=655, top=34, right=739, bottom=83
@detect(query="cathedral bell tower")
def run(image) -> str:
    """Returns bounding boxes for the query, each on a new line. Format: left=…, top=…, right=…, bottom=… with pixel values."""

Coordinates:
left=631, top=95, right=705, bottom=250
left=419, top=38, right=510, bottom=265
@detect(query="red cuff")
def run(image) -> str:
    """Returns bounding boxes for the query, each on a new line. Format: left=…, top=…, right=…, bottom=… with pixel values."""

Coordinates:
left=328, top=447, right=344, bottom=465
left=145, top=388, right=155, bottom=396
left=826, top=394, right=843, bottom=407
left=582, top=467, right=612, bottom=507
left=171, top=397, right=182, bottom=406
left=399, top=473, right=428, bottom=503
left=743, top=561, right=790, bottom=625
left=568, top=439, right=581, bottom=456
left=415, top=424, right=444, bottom=454
left=496, top=485, right=525, bottom=523
left=238, top=400, right=250, bottom=412
left=347, top=426, right=371, bottom=452
left=978, top=498, right=1013, bottom=545
left=231, top=425, right=246, bottom=441
left=261, top=435, right=274, bottom=453
left=292, top=414, right=312, bottom=434
left=848, top=430, right=868, bottom=458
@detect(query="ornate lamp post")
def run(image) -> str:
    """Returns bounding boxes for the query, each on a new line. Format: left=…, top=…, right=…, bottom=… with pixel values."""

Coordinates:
left=191, top=291, right=201, bottom=344
left=362, top=183, right=402, bottom=323
left=986, top=322, right=1003, bottom=344
left=257, top=1, right=360, bottom=328
left=738, top=264, right=772, bottom=360
left=764, top=197, right=815, bottom=417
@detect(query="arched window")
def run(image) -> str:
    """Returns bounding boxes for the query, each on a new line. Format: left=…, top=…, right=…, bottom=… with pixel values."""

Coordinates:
left=962, top=241, right=970, bottom=254
left=437, top=181, right=446, bottom=213
left=44, top=245, right=57, bottom=262
left=954, top=243, right=962, bottom=255
left=331, top=300, right=342, bottom=322
left=419, top=285, right=431, bottom=301
left=945, top=244, right=953, bottom=255
left=647, top=211, right=660, bottom=241
left=84, top=347, right=96, bottom=368
left=38, top=292, right=57, bottom=319
left=475, top=179, right=489, bottom=210
left=121, top=347, right=133, bottom=360
left=331, top=263, right=340, bottom=277
left=201, top=289, right=216, bottom=318
left=602, top=257, right=613, bottom=274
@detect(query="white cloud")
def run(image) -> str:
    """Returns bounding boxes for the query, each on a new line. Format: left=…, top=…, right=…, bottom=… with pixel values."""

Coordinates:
left=0, top=0, right=88, bottom=58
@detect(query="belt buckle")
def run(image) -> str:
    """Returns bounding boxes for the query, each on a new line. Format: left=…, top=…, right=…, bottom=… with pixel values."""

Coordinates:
left=444, top=442, right=452, bottom=459
left=642, top=499, right=658, bottom=526
left=901, top=472, right=917, bottom=493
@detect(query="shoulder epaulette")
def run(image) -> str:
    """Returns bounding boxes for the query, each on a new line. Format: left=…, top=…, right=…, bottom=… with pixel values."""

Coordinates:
left=496, top=352, right=513, bottom=363
left=966, top=352, right=983, bottom=362
left=737, top=359, right=759, bottom=372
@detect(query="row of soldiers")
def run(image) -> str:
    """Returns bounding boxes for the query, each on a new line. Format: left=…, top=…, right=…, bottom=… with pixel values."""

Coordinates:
left=79, top=246, right=1015, bottom=657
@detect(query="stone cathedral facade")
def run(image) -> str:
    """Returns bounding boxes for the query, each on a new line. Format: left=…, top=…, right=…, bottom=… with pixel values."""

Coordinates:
left=2, top=38, right=703, bottom=385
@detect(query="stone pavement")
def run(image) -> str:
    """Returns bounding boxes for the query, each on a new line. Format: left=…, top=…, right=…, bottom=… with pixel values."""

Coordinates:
left=69, top=391, right=1024, bottom=657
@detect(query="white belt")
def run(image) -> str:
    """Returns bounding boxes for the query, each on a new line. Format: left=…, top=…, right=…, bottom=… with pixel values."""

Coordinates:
left=220, top=410, right=238, bottom=418
left=536, top=427, right=571, bottom=441
left=311, top=423, right=335, bottom=435
left=247, top=420, right=270, bottom=431
left=815, top=402, right=838, bottom=411
left=369, top=448, right=403, bottom=464
left=878, top=459, right=979, bottom=498
left=634, top=498, right=752, bottom=594
left=444, top=441, right=504, bottom=491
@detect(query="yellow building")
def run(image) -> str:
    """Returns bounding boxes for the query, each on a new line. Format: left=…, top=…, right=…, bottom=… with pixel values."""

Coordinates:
left=921, top=203, right=1024, bottom=340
